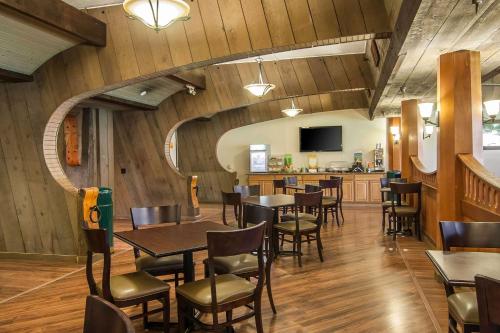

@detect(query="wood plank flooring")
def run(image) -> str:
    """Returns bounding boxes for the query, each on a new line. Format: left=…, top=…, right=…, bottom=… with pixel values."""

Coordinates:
left=0, top=205, right=448, bottom=332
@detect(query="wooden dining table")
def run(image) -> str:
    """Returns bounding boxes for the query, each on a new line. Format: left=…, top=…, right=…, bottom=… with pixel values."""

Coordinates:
left=426, top=250, right=500, bottom=295
left=114, top=220, right=234, bottom=283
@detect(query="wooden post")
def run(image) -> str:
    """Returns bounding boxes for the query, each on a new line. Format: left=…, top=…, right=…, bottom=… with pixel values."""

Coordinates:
left=386, top=117, right=402, bottom=171
left=400, top=99, right=423, bottom=179
left=437, top=50, right=483, bottom=247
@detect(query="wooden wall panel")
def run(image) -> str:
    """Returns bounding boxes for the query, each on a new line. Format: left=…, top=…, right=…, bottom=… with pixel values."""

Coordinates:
left=0, top=2, right=391, bottom=255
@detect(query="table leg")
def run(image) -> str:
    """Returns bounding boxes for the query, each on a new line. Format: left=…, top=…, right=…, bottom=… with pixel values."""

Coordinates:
left=183, top=252, right=195, bottom=282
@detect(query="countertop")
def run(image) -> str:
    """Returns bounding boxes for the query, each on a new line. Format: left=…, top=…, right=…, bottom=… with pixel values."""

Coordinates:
left=248, top=171, right=386, bottom=175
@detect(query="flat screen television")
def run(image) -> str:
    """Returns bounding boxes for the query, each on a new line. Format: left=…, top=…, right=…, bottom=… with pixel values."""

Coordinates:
left=299, top=126, right=342, bottom=152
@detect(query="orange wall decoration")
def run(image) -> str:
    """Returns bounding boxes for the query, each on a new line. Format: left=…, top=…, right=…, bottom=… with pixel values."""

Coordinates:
left=64, top=114, right=81, bottom=166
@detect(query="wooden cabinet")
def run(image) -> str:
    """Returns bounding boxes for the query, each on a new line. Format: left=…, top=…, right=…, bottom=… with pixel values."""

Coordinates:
left=369, top=180, right=382, bottom=203
left=248, top=173, right=384, bottom=204
left=355, top=180, right=369, bottom=202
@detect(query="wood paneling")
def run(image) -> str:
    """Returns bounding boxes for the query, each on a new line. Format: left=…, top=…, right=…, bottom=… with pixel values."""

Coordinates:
left=0, top=1, right=392, bottom=255
left=400, top=99, right=422, bottom=179
left=386, top=117, right=401, bottom=170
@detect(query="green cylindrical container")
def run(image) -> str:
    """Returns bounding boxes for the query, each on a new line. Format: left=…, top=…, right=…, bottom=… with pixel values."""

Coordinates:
left=97, top=187, right=113, bottom=248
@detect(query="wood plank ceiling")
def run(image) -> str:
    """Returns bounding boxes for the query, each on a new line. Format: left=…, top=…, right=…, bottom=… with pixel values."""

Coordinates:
left=375, top=0, right=500, bottom=116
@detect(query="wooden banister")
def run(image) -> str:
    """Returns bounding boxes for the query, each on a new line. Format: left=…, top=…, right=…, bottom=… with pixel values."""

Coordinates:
left=410, top=156, right=437, bottom=189
left=459, top=153, right=500, bottom=217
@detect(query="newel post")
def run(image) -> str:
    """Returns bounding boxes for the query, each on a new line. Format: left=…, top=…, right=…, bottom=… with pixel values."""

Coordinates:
left=436, top=50, right=483, bottom=247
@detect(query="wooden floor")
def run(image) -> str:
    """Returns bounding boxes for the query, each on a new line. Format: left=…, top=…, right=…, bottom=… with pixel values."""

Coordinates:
left=0, top=205, right=448, bottom=332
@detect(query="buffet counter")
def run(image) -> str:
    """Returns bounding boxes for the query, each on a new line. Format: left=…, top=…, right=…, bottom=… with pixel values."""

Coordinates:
left=248, top=172, right=385, bottom=204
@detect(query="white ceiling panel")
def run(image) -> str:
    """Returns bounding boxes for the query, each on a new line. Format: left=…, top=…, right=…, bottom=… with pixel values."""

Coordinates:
left=62, top=0, right=123, bottom=9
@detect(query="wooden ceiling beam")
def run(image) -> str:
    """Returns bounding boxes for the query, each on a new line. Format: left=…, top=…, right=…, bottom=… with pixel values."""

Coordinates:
left=368, top=0, right=422, bottom=120
left=82, top=95, right=158, bottom=111
left=167, top=70, right=206, bottom=90
left=0, top=67, right=33, bottom=82
left=482, top=66, right=500, bottom=82
left=0, top=0, right=106, bottom=47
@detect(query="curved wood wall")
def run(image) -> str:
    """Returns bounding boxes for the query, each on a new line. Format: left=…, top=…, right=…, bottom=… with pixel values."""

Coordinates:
left=0, top=1, right=391, bottom=255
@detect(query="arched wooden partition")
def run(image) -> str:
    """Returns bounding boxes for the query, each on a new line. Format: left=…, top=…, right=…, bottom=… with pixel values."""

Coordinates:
left=0, top=2, right=391, bottom=257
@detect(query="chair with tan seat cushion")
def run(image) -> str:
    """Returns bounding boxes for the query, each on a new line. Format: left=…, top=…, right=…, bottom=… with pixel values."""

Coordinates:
left=389, top=182, right=422, bottom=241
left=176, top=222, right=267, bottom=333
left=319, top=178, right=341, bottom=226
left=82, top=225, right=170, bottom=333
left=203, top=205, right=277, bottom=314
left=439, top=221, right=500, bottom=333
left=130, top=205, right=186, bottom=286
left=274, top=191, right=324, bottom=267
left=380, top=177, right=407, bottom=233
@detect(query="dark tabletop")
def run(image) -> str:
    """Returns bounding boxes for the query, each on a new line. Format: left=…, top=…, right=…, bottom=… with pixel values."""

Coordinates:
left=426, top=250, right=500, bottom=287
left=114, top=221, right=234, bottom=258
left=243, top=194, right=295, bottom=208
left=286, top=184, right=305, bottom=191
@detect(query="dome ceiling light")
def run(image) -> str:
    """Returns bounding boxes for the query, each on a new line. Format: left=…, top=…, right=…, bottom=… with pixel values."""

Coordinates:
left=281, top=99, right=303, bottom=118
left=243, top=58, right=276, bottom=97
left=123, top=0, right=190, bottom=31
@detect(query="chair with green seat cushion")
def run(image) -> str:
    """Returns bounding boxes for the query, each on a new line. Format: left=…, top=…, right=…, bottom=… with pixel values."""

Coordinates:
left=380, top=177, right=408, bottom=233
left=274, top=191, right=324, bottom=267
left=176, top=222, right=267, bottom=333
left=82, top=225, right=170, bottom=333
left=319, top=178, right=341, bottom=226
left=448, top=292, right=479, bottom=330
left=439, top=221, right=500, bottom=333
left=204, top=204, right=277, bottom=314
left=475, top=274, right=500, bottom=333
left=130, top=205, right=186, bottom=286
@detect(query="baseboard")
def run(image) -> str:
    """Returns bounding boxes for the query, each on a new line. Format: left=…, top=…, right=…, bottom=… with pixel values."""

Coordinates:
left=0, top=251, right=86, bottom=263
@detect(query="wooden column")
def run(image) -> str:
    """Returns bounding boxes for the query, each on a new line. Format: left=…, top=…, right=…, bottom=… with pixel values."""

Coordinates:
left=386, top=117, right=402, bottom=171
left=400, top=99, right=423, bottom=179
left=437, top=50, right=483, bottom=237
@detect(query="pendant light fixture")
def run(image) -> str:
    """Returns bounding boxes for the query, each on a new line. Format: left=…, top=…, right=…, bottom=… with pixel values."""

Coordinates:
left=281, top=99, right=303, bottom=118
left=483, top=100, right=500, bottom=123
left=123, top=0, right=190, bottom=31
left=244, top=58, right=275, bottom=97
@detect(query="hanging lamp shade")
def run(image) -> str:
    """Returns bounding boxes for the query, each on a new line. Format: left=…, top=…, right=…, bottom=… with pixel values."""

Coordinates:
left=244, top=58, right=275, bottom=97
left=484, top=100, right=500, bottom=118
left=281, top=99, right=303, bottom=117
left=123, top=0, right=190, bottom=31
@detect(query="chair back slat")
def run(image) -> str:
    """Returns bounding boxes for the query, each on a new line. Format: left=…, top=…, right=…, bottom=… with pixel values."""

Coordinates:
left=389, top=181, right=421, bottom=194
left=82, top=224, right=112, bottom=301
left=207, top=221, right=266, bottom=259
left=319, top=178, right=340, bottom=197
left=84, top=295, right=135, bottom=333
left=233, top=185, right=260, bottom=197
left=475, top=274, right=500, bottom=333
left=130, top=204, right=181, bottom=228
left=440, top=221, right=500, bottom=250
left=273, top=179, right=286, bottom=194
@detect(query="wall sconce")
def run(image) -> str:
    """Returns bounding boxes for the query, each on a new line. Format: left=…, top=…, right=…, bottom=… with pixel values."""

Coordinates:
left=390, top=126, right=400, bottom=144
left=483, top=100, right=499, bottom=124
left=418, top=102, right=439, bottom=139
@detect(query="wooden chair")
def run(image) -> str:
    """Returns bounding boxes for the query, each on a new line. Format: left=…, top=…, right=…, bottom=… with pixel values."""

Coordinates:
left=389, top=182, right=422, bottom=241
left=84, top=295, right=135, bottom=333
left=176, top=222, right=267, bottom=333
left=380, top=178, right=408, bottom=232
left=475, top=274, right=500, bottom=333
left=273, top=179, right=286, bottom=194
left=319, top=178, right=341, bottom=226
left=203, top=205, right=277, bottom=314
left=222, top=191, right=242, bottom=228
left=82, top=225, right=170, bottom=332
left=233, top=184, right=260, bottom=197
left=330, top=176, right=345, bottom=222
left=274, top=191, right=324, bottom=267
left=130, top=205, right=184, bottom=286
left=439, top=221, right=500, bottom=333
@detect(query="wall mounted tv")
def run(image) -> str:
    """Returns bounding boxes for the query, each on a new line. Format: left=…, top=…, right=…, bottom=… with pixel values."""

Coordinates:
left=299, top=126, right=343, bottom=152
